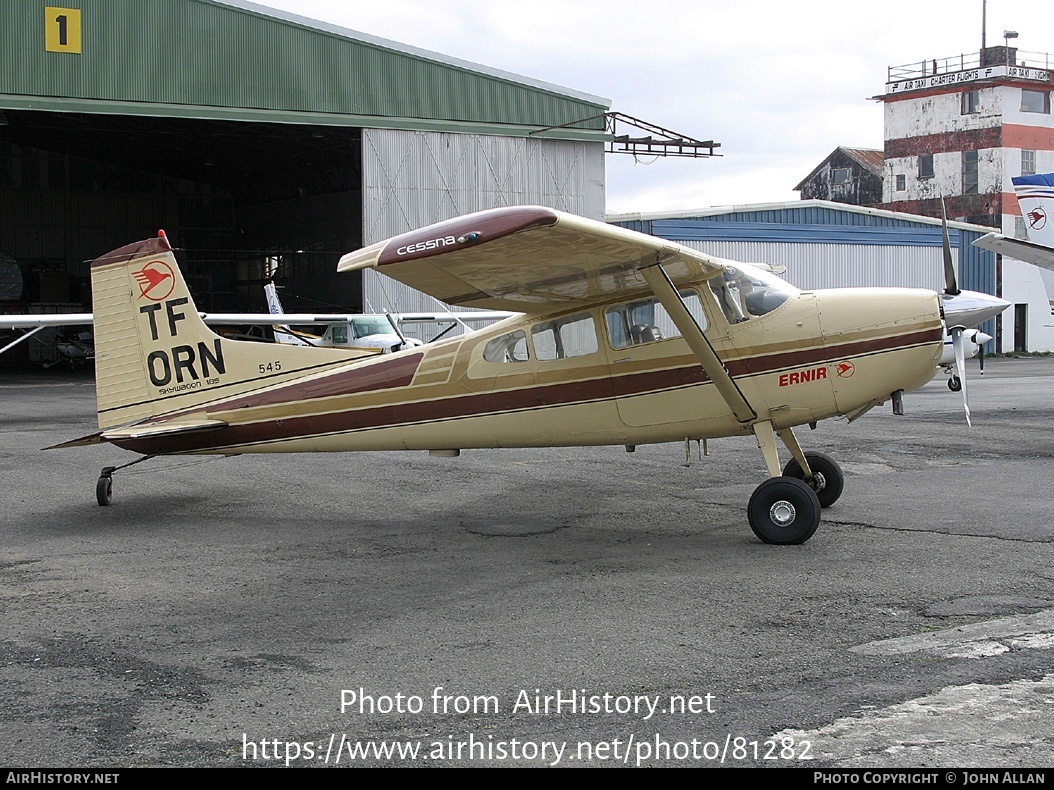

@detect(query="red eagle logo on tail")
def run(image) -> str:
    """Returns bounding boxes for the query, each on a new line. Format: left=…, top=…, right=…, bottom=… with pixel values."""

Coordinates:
left=133, top=261, right=175, bottom=301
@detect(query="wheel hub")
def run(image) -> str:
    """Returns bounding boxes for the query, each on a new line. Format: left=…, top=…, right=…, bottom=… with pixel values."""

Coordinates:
left=809, top=471, right=827, bottom=492
left=769, top=499, right=797, bottom=527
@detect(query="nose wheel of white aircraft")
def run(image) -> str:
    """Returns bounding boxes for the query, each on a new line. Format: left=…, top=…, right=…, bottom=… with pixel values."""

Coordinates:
left=781, top=451, right=844, bottom=508
left=748, top=477, right=821, bottom=545
left=948, top=375, right=962, bottom=392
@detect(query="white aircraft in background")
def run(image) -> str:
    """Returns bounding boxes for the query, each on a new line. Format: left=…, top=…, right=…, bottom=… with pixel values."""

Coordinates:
left=974, top=172, right=1054, bottom=271
left=1, top=277, right=509, bottom=361
left=263, top=281, right=422, bottom=352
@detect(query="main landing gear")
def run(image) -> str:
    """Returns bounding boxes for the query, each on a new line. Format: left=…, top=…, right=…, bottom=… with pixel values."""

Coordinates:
left=95, top=456, right=153, bottom=506
left=747, top=423, right=845, bottom=545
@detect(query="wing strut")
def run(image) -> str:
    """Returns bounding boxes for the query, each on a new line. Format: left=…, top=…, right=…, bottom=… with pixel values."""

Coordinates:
left=1, top=325, right=46, bottom=355
left=638, top=261, right=756, bottom=424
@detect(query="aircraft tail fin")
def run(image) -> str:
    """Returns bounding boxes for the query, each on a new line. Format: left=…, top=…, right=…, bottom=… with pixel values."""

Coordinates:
left=1013, top=173, right=1054, bottom=247
left=90, top=232, right=357, bottom=431
left=264, top=281, right=319, bottom=347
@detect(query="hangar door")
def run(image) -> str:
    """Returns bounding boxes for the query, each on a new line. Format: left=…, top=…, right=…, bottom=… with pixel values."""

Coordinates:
left=359, top=128, right=605, bottom=317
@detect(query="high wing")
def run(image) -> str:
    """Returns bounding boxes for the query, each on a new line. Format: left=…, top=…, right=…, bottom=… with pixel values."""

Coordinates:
left=337, top=205, right=728, bottom=313
left=973, top=232, right=1054, bottom=272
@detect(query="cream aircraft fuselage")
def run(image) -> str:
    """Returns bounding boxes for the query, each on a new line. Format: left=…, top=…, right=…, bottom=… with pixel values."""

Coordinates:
left=69, top=207, right=944, bottom=544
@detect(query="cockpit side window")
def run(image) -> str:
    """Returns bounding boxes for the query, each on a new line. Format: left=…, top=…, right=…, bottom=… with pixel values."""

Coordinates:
left=708, top=265, right=794, bottom=324
left=605, top=290, right=706, bottom=349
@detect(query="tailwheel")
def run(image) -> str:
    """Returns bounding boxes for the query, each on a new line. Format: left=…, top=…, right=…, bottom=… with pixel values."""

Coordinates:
left=93, top=457, right=152, bottom=506
left=782, top=451, right=844, bottom=508
left=96, top=467, right=115, bottom=506
left=748, top=477, right=821, bottom=545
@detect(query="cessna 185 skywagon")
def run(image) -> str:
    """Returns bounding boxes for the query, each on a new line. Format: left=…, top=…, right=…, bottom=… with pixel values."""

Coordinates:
left=58, top=206, right=948, bottom=545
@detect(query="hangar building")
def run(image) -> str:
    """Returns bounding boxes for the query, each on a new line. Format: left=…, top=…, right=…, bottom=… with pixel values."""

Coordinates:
left=0, top=0, right=609, bottom=337
left=609, top=200, right=1008, bottom=348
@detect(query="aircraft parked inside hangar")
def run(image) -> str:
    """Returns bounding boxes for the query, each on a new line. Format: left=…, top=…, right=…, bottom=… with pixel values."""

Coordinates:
left=54, top=207, right=977, bottom=545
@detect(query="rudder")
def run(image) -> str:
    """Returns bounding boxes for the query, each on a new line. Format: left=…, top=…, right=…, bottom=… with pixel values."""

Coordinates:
left=91, top=232, right=362, bottom=430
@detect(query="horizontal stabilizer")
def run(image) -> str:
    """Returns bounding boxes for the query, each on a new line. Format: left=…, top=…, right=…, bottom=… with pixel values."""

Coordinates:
left=101, top=418, right=229, bottom=442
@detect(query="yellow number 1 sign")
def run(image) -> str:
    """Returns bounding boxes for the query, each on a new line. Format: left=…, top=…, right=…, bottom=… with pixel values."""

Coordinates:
left=45, top=7, right=82, bottom=54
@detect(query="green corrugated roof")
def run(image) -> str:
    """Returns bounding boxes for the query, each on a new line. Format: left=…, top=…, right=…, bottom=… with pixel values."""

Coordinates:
left=0, top=0, right=610, bottom=140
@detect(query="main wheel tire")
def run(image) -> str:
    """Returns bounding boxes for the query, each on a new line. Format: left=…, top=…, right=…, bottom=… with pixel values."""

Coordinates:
left=748, top=477, right=821, bottom=545
left=96, top=475, right=112, bottom=506
left=782, top=451, right=844, bottom=508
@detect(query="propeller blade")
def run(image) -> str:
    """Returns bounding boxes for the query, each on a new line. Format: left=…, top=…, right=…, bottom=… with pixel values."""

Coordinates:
left=951, top=326, right=971, bottom=426
left=940, top=195, right=960, bottom=296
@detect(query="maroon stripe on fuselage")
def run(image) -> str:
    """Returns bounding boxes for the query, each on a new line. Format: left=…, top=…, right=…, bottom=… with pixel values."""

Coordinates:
left=116, top=327, right=939, bottom=455
left=219, top=352, right=424, bottom=411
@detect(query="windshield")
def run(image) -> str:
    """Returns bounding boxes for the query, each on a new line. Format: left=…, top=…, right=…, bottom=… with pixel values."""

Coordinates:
left=351, top=317, right=395, bottom=338
left=707, top=264, right=796, bottom=324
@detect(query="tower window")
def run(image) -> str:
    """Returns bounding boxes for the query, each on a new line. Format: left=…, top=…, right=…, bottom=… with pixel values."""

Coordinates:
left=962, top=150, right=979, bottom=195
left=918, top=155, right=934, bottom=179
left=1022, top=150, right=1036, bottom=175
left=961, top=90, right=979, bottom=114
left=1021, top=90, right=1050, bottom=113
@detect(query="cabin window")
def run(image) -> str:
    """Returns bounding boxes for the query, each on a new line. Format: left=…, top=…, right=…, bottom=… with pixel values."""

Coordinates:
left=960, top=90, right=979, bottom=114
left=483, top=330, right=529, bottom=363
left=532, top=313, right=598, bottom=361
left=605, top=290, right=706, bottom=350
left=708, top=265, right=795, bottom=324
left=1021, top=89, right=1050, bottom=114
left=918, top=154, right=934, bottom=179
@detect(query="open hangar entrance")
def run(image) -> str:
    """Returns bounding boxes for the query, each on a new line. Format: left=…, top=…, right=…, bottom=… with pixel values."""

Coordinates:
left=0, top=109, right=363, bottom=317
left=0, top=0, right=627, bottom=363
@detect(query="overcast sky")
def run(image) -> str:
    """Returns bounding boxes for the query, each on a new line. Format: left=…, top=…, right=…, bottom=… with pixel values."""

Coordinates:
left=255, top=0, right=1054, bottom=216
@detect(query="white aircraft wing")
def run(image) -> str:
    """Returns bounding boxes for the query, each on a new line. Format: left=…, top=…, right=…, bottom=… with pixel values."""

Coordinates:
left=973, top=232, right=1054, bottom=271
left=337, top=205, right=727, bottom=314
left=1, top=314, right=93, bottom=329
left=1, top=310, right=511, bottom=332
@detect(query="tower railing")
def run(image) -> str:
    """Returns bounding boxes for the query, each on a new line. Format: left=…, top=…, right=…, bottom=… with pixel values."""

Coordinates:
left=888, top=49, right=1051, bottom=82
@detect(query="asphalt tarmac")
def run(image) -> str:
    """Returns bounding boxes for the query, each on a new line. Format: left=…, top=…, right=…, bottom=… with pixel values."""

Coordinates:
left=1, top=357, right=1052, bottom=768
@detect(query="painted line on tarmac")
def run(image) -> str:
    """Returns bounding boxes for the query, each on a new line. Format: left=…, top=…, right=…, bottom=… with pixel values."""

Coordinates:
left=773, top=674, right=1054, bottom=767
left=850, top=609, right=1054, bottom=659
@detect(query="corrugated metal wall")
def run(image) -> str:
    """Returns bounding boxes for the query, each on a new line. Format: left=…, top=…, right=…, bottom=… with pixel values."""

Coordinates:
left=616, top=206, right=997, bottom=296
left=671, top=240, right=951, bottom=292
left=2, top=0, right=608, bottom=133
left=360, top=128, right=605, bottom=324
